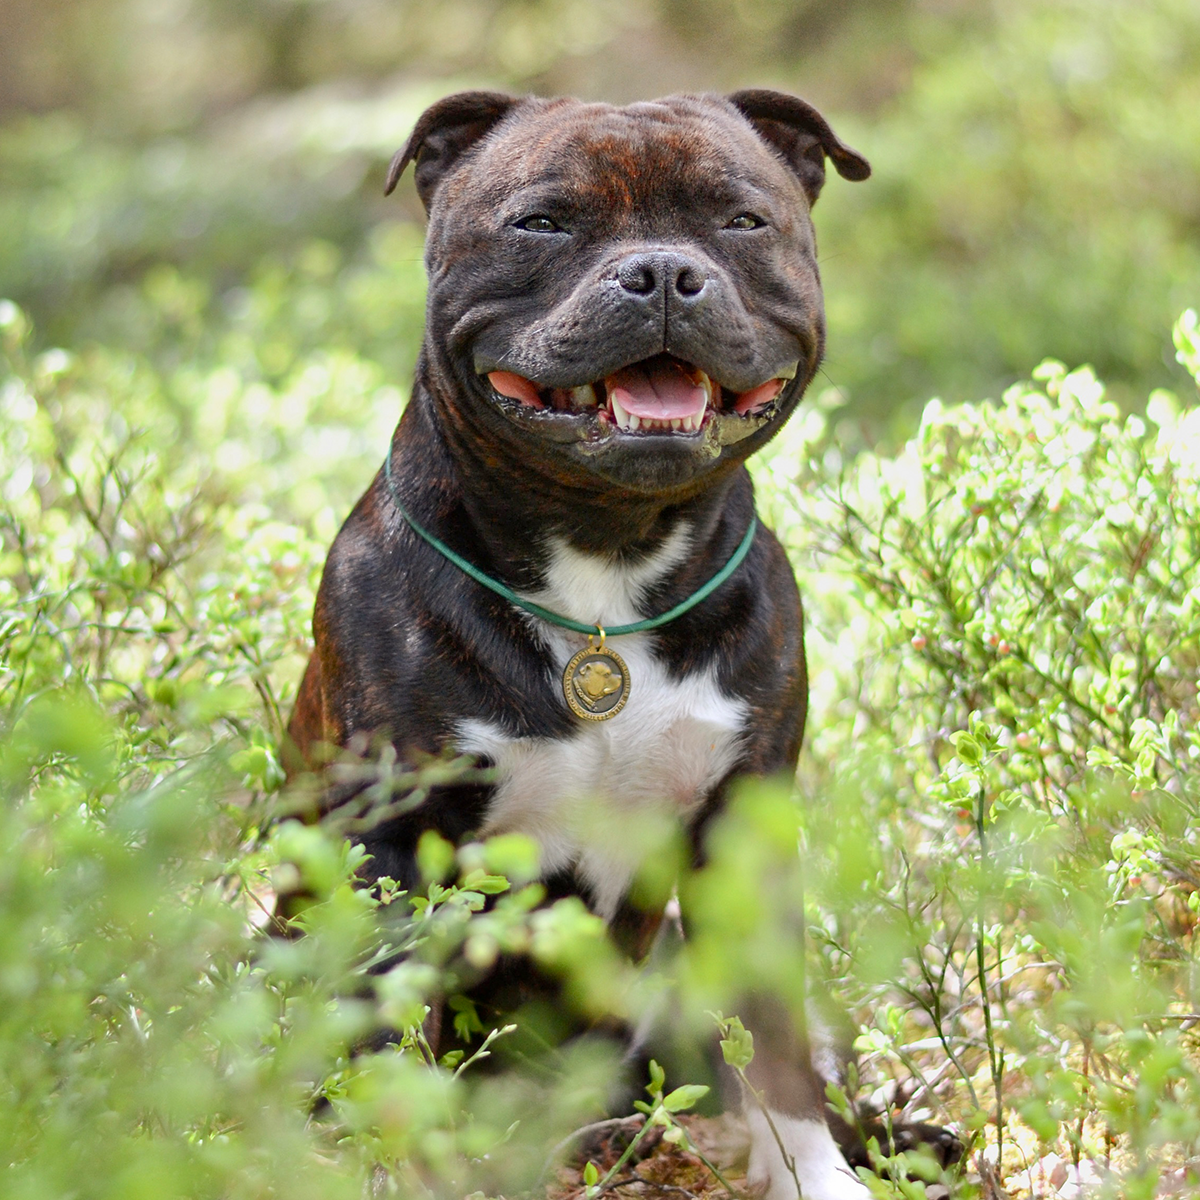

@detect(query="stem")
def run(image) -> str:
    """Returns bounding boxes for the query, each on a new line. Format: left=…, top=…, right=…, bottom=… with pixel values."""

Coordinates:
left=1075, top=1035, right=1090, bottom=1170
left=909, top=924, right=981, bottom=1110
left=738, top=1070, right=804, bottom=1200
left=411, top=1022, right=438, bottom=1069
left=590, top=1111, right=660, bottom=1194
left=689, top=1145, right=745, bottom=1200
left=975, top=775, right=1004, bottom=1167
left=537, top=1117, right=640, bottom=1191
left=452, top=1022, right=517, bottom=1077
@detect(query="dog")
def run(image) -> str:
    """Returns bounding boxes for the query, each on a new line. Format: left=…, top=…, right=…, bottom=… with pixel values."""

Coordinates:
left=288, top=89, right=881, bottom=1200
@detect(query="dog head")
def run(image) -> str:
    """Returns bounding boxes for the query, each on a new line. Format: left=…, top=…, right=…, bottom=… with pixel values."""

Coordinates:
left=387, top=90, right=868, bottom=496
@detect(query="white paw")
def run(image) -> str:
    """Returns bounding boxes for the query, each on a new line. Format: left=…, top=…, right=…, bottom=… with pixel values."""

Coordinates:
left=745, top=1110, right=869, bottom=1200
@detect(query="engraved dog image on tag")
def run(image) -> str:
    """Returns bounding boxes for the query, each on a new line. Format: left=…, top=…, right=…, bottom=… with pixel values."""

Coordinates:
left=563, top=645, right=630, bottom=721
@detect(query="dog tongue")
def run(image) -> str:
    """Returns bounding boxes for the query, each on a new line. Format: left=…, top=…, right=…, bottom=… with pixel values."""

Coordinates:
left=606, top=358, right=707, bottom=420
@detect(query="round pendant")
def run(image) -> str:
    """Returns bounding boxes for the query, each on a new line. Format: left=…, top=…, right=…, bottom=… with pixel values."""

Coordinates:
left=563, top=643, right=630, bottom=721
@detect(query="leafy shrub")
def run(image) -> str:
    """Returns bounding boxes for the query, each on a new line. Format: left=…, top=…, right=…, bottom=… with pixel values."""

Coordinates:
left=0, top=287, right=674, bottom=1197
left=753, top=307, right=1200, bottom=1194
left=2, top=294, right=1199, bottom=1197
left=816, top=0, right=1200, bottom=422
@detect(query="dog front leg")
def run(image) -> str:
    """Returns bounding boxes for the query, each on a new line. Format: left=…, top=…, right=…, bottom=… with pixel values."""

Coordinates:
left=740, top=994, right=868, bottom=1200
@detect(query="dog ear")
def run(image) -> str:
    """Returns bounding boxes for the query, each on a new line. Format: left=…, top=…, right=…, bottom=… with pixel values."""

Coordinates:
left=385, top=91, right=519, bottom=209
left=727, top=89, right=870, bottom=205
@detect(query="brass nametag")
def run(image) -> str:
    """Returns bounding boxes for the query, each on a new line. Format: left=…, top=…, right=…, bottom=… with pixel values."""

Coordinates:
left=563, top=644, right=630, bottom=721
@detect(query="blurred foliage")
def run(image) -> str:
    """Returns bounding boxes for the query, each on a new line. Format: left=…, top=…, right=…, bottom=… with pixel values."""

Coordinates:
left=753, top=307, right=1200, bottom=1194
left=0, top=293, right=633, bottom=1197
left=0, top=0, right=1197, bottom=431
left=817, top=0, right=1200, bottom=427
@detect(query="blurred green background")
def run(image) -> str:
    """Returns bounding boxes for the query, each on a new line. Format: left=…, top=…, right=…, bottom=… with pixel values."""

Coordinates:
left=3, top=0, right=1198, bottom=437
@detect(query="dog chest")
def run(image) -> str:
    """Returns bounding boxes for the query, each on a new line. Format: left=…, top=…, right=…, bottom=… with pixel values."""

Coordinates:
left=456, top=655, right=746, bottom=920
left=454, top=531, right=749, bottom=920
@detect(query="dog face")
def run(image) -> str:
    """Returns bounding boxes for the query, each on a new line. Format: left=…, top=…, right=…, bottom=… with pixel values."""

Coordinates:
left=387, top=91, right=868, bottom=496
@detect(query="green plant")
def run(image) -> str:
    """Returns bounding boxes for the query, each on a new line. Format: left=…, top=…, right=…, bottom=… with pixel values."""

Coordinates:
left=0, top=292, right=631, bottom=1196
left=4, top=289, right=1200, bottom=1196
left=749, top=307, right=1200, bottom=1195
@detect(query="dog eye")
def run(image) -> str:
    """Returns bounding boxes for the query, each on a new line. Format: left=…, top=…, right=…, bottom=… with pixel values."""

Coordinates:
left=514, top=215, right=562, bottom=233
left=726, top=213, right=765, bottom=230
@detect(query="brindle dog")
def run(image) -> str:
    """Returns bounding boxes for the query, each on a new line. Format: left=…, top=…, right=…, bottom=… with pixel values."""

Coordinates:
left=288, top=90, right=955, bottom=1199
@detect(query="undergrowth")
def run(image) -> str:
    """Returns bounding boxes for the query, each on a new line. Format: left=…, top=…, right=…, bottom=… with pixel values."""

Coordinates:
left=2, top=294, right=1199, bottom=1198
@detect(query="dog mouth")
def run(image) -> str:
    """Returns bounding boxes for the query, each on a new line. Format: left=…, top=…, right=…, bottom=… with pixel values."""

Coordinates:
left=482, top=354, right=796, bottom=445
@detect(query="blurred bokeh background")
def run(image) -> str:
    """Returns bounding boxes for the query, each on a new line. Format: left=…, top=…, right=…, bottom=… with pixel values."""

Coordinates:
left=2, top=0, right=1198, bottom=437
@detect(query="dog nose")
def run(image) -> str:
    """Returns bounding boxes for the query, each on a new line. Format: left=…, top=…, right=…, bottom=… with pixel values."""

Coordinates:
left=616, top=252, right=709, bottom=302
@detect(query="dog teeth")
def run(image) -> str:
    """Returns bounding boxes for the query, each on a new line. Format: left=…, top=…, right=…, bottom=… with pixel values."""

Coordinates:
left=611, top=393, right=643, bottom=430
left=571, top=384, right=598, bottom=407
left=607, top=372, right=711, bottom=433
left=694, top=372, right=712, bottom=431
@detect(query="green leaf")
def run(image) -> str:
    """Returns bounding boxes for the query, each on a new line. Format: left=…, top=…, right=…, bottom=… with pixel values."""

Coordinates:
left=448, top=994, right=485, bottom=1043
left=718, top=1017, right=755, bottom=1070
left=824, top=1081, right=852, bottom=1120
left=647, top=1059, right=665, bottom=1095
left=458, top=870, right=511, bottom=895
left=950, top=731, right=983, bottom=767
left=417, top=830, right=456, bottom=884
left=662, top=1084, right=710, bottom=1112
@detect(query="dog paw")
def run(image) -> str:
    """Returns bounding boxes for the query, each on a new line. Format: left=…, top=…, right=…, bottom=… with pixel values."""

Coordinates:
left=891, top=1120, right=963, bottom=1167
left=745, top=1160, right=867, bottom=1200
left=740, top=1175, right=770, bottom=1199
left=832, top=1114, right=963, bottom=1173
left=745, top=1110, right=868, bottom=1200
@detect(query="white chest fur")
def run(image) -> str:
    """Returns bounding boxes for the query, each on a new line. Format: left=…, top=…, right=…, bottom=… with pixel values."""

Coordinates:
left=455, top=526, right=749, bottom=920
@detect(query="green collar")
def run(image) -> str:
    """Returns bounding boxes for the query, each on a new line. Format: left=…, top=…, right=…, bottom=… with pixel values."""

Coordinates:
left=383, top=451, right=757, bottom=638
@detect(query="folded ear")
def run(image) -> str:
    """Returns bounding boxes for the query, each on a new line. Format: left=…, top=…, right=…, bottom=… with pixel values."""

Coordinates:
left=385, top=90, right=519, bottom=210
left=726, top=89, right=870, bottom=205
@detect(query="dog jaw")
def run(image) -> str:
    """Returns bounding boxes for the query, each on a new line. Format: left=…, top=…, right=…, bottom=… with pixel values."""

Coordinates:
left=484, top=353, right=796, bottom=440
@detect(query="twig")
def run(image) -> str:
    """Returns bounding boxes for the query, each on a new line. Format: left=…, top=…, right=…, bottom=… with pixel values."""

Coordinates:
left=738, top=1075, right=804, bottom=1200
left=592, top=1115, right=662, bottom=1195
left=620, top=1181, right=702, bottom=1199
left=538, top=1116, right=647, bottom=1191
left=452, top=1022, right=516, bottom=1077
left=974, top=775, right=1005, bottom=1167
left=688, top=1144, right=746, bottom=1200
left=549, top=1117, right=647, bottom=1163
